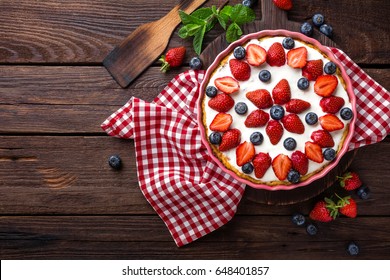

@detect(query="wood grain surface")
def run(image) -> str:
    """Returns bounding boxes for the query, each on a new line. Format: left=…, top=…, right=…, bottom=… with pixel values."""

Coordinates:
left=0, top=0, right=389, bottom=260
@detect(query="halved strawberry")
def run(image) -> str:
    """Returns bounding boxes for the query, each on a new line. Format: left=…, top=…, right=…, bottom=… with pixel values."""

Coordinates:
left=272, top=79, right=291, bottom=105
left=253, top=152, right=272, bottom=178
left=214, top=76, right=239, bottom=94
left=266, top=120, right=284, bottom=145
left=302, top=59, right=323, bottom=81
left=219, top=129, right=241, bottom=152
left=245, top=109, right=269, bottom=127
left=246, top=89, right=273, bottom=109
left=209, top=113, right=233, bottom=132
left=236, top=141, right=255, bottom=166
left=281, top=113, right=305, bottom=134
left=314, top=75, right=338, bottom=97
left=319, top=114, right=344, bottom=131
left=320, top=96, right=345, bottom=114
left=285, top=99, right=311, bottom=114
left=266, top=42, right=286, bottom=67
left=287, top=47, right=307, bottom=68
left=291, top=151, right=309, bottom=175
left=246, top=44, right=267, bottom=66
left=208, top=93, right=234, bottom=112
left=229, top=59, right=251, bottom=81
left=311, top=129, right=335, bottom=148
left=272, top=154, right=292, bottom=181
left=305, top=141, right=324, bottom=163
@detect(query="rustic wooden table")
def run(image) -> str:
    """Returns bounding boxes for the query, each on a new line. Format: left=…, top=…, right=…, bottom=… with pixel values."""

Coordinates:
left=0, top=0, right=389, bottom=259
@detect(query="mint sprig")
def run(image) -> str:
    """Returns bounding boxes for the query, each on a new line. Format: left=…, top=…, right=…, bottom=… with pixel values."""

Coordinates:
left=178, top=4, right=256, bottom=55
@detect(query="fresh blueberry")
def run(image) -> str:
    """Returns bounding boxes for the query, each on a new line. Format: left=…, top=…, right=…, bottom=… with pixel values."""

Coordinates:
left=340, top=107, right=353, bottom=120
left=282, top=37, right=295, bottom=49
left=300, top=22, right=313, bottom=37
left=258, top=70, right=271, bottom=82
left=189, top=56, right=202, bottom=70
left=305, top=112, right=318, bottom=125
left=306, top=223, right=318, bottom=236
left=292, top=213, right=306, bottom=226
left=235, top=102, right=248, bottom=115
left=356, top=185, right=371, bottom=200
left=284, top=137, right=297, bottom=151
left=287, top=169, right=300, bottom=183
left=242, top=0, right=258, bottom=8
left=297, top=77, right=309, bottom=90
left=324, top=61, right=337, bottom=74
left=323, top=148, right=336, bottom=161
left=242, top=162, right=254, bottom=174
left=209, top=132, right=222, bottom=145
left=108, top=155, right=122, bottom=170
left=233, top=46, right=246, bottom=59
left=320, top=24, right=333, bottom=37
left=270, top=105, right=285, bottom=120
left=250, top=131, right=264, bottom=145
left=346, top=241, right=360, bottom=256
left=312, top=13, right=325, bottom=27
left=205, top=86, right=217, bottom=98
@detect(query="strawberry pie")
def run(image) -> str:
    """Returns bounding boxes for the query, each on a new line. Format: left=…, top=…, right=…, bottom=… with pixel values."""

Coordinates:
left=198, top=31, right=355, bottom=189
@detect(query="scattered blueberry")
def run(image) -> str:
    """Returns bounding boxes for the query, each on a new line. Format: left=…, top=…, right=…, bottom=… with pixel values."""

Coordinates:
left=258, top=70, right=271, bottom=82
left=346, top=241, right=360, bottom=256
left=242, top=162, right=254, bottom=174
left=205, top=86, right=217, bottom=98
left=250, top=131, right=264, bottom=145
left=320, top=24, right=333, bottom=37
left=233, top=46, right=246, bottom=59
left=306, top=223, right=318, bottom=236
left=282, top=37, right=295, bottom=49
left=305, top=112, right=318, bottom=125
left=324, top=61, right=337, bottom=74
left=287, top=169, right=300, bottom=183
left=312, top=13, right=325, bottom=27
left=209, top=132, right=221, bottom=145
left=242, top=0, right=258, bottom=8
left=270, top=105, right=285, bottom=120
left=323, top=148, right=336, bottom=161
left=356, top=184, right=371, bottom=200
left=300, top=22, right=313, bottom=37
left=235, top=102, right=248, bottom=115
left=284, top=137, right=297, bottom=151
left=189, top=56, right=202, bottom=70
left=108, top=155, right=122, bottom=170
left=297, top=77, right=310, bottom=90
left=291, top=213, right=306, bottom=226
left=340, top=107, right=353, bottom=120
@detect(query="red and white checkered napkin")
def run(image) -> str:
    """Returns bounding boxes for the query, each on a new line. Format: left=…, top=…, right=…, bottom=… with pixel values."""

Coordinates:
left=102, top=50, right=389, bottom=247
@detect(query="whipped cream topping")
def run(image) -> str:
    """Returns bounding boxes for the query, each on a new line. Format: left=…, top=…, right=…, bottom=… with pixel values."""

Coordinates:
left=204, top=36, right=352, bottom=183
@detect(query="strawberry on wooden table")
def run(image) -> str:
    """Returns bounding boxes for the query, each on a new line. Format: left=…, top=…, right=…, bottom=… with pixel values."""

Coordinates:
left=272, top=79, right=291, bottom=105
left=320, top=96, right=345, bottom=114
left=281, top=113, right=305, bottom=134
left=285, top=99, right=311, bottom=114
left=214, top=76, right=240, bottom=94
left=229, top=59, right=251, bottom=81
left=208, top=93, right=235, bottom=112
left=253, top=152, right=272, bottom=178
left=305, top=141, right=324, bottom=163
left=246, top=89, right=273, bottom=109
left=311, top=129, right=335, bottom=148
left=272, top=0, right=293, bottom=11
left=159, top=46, right=186, bottom=73
left=266, top=42, right=286, bottom=67
left=287, top=47, right=307, bottom=68
left=266, top=120, right=284, bottom=145
left=246, top=44, right=267, bottom=66
left=314, top=75, right=338, bottom=97
left=309, top=198, right=338, bottom=222
left=209, top=113, right=233, bottom=132
left=302, top=59, right=323, bottom=81
left=337, top=196, right=358, bottom=218
left=337, top=171, right=362, bottom=191
left=219, top=129, right=241, bottom=152
left=319, top=114, right=344, bottom=131
left=236, top=141, right=255, bottom=166
left=245, top=109, right=270, bottom=127
left=272, top=154, right=292, bottom=181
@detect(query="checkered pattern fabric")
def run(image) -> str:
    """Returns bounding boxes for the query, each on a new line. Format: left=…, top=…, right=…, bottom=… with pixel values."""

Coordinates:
left=102, top=50, right=389, bottom=247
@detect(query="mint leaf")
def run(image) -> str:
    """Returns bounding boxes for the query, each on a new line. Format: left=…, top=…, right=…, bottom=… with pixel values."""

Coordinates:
left=179, top=10, right=205, bottom=25
left=191, top=7, right=213, bottom=20
left=220, top=5, right=233, bottom=18
left=186, top=24, right=203, bottom=36
left=230, top=4, right=256, bottom=25
left=178, top=26, right=189, bottom=38
left=217, top=14, right=227, bottom=30
left=193, top=24, right=206, bottom=55
left=226, top=22, right=243, bottom=43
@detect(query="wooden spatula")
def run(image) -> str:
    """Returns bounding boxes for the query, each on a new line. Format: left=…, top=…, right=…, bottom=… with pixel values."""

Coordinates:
left=103, top=0, right=207, bottom=88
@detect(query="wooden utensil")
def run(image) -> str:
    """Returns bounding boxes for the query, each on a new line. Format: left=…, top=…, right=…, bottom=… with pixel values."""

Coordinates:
left=103, top=0, right=207, bottom=88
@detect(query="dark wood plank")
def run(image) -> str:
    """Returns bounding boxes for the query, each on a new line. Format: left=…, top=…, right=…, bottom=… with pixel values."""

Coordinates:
left=1, top=216, right=389, bottom=259
left=0, top=136, right=389, bottom=215
left=0, top=0, right=388, bottom=64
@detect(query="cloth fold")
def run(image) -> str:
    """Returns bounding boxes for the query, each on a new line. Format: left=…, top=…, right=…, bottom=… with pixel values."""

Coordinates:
left=102, top=50, right=389, bottom=247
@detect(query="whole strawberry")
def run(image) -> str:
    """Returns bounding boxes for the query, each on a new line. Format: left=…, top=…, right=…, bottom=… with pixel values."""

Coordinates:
left=309, top=198, right=338, bottom=222
left=337, top=196, right=357, bottom=218
left=159, top=46, right=186, bottom=73
left=337, top=171, right=362, bottom=191
left=273, top=0, right=293, bottom=11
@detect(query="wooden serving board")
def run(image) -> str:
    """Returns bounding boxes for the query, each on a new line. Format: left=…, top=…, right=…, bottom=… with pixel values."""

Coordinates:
left=200, top=0, right=356, bottom=205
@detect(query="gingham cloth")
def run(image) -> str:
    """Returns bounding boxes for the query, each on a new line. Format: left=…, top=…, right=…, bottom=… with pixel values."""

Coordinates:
left=101, top=49, right=389, bottom=247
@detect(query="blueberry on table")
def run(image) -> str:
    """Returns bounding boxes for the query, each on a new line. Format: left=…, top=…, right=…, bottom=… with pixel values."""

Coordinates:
left=250, top=131, right=264, bottom=145
left=270, top=105, right=285, bottom=120
left=209, top=132, right=222, bottom=145
left=108, top=155, right=122, bottom=170
left=205, top=86, right=218, bottom=98
left=305, top=112, right=318, bottom=125
left=291, top=213, right=306, bottom=226
left=242, top=162, right=254, bottom=174
left=284, top=137, right=297, bottom=151
left=235, top=102, right=248, bottom=115
left=282, top=37, right=295, bottom=49
left=323, top=148, right=336, bottom=161
left=340, top=107, right=353, bottom=120
left=312, top=13, right=325, bottom=27
left=356, top=184, right=371, bottom=200
left=306, top=223, right=318, bottom=236
left=320, top=24, right=333, bottom=37
left=258, top=70, right=271, bottom=82
left=233, top=46, right=246, bottom=59
left=242, top=0, right=258, bottom=8
left=297, top=77, right=309, bottom=90
left=346, top=241, right=360, bottom=256
left=287, top=169, right=300, bottom=183
left=189, top=57, right=202, bottom=70
left=300, top=22, right=313, bottom=37
left=324, top=61, right=337, bottom=74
